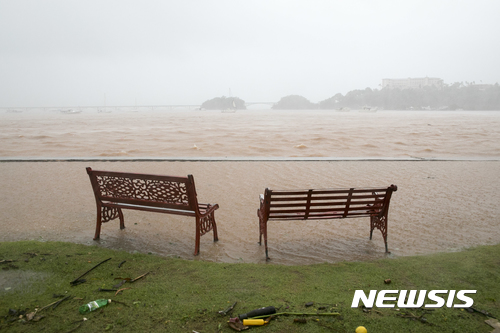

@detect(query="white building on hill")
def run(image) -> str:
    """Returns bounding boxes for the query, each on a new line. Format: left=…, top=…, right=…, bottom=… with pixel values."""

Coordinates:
left=382, top=77, right=443, bottom=89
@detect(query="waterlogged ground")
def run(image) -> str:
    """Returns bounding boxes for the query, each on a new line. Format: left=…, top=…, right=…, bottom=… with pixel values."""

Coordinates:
left=1, top=160, right=499, bottom=264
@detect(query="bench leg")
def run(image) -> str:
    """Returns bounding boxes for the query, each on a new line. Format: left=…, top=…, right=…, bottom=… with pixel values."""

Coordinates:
left=370, top=215, right=389, bottom=253
left=211, top=212, right=219, bottom=242
left=259, top=218, right=270, bottom=261
left=194, top=212, right=219, bottom=256
left=118, top=209, right=125, bottom=230
left=94, top=205, right=124, bottom=240
left=93, top=206, right=102, bottom=240
left=265, top=239, right=270, bottom=261
left=194, top=217, right=201, bottom=256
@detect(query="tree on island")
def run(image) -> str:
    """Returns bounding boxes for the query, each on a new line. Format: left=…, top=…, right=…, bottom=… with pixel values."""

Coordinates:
left=272, top=95, right=317, bottom=110
left=318, top=83, right=500, bottom=110
left=200, top=96, right=246, bottom=110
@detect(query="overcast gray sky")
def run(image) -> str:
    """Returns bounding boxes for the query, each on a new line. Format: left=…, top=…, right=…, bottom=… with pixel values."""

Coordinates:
left=1, top=0, right=499, bottom=107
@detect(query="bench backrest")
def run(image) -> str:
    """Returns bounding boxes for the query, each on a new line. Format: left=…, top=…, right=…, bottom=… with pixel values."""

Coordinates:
left=86, top=168, right=199, bottom=213
left=261, top=185, right=397, bottom=221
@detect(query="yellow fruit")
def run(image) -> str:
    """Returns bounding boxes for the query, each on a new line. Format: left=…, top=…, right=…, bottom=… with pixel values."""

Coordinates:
left=355, top=326, right=367, bottom=333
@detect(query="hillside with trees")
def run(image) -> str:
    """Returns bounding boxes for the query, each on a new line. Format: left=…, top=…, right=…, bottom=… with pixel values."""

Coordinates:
left=200, top=96, right=246, bottom=110
left=200, top=82, right=500, bottom=111
left=272, top=95, right=316, bottom=110
left=319, top=83, right=500, bottom=110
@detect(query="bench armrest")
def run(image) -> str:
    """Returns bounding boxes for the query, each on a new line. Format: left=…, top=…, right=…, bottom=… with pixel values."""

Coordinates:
left=198, top=203, right=219, bottom=218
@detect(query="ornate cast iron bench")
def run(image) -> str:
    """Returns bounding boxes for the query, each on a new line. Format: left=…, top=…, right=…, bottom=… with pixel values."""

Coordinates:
left=86, top=167, right=219, bottom=255
left=257, top=185, right=397, bottom=260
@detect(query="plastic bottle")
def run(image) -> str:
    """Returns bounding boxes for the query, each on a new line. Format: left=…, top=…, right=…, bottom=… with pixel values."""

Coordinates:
left=79, top=299, right=111, bottom=314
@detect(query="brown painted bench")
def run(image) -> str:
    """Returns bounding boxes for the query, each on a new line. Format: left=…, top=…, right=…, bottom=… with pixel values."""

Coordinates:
left=86, top=167, right=219, bottom=255
left=257, top=185, right=397, bottom=260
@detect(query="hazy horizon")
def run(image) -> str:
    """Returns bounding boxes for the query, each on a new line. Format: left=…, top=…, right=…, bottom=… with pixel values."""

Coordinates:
left=1, top=0, right=499, bottom=107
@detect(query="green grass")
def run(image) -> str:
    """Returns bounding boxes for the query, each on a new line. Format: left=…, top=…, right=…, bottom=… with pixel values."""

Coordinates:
left=1, top=241, right=499, bottom=332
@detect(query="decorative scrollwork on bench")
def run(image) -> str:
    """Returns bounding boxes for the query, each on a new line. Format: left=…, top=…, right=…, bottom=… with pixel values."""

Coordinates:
left=96, top=175, right=189, bottom=204
left=199, top=212, right=215, bottom=236
left=87, top=168, right=219, bottom=256
left=371, top=215, right=388, bottom=239
left=101, top=206, right=120, bottom=223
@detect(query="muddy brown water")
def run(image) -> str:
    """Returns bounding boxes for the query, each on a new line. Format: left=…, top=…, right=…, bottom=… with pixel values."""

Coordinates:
left=1, top=161, right=499, bottom=265
left=0, top=109, right=499, bottom=264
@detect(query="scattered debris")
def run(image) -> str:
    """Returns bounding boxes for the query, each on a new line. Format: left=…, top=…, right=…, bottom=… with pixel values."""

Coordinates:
left=0, top=259, right=17, bottom=264
left=238, top=306, right=276, bottom=320
left=70, top=258, right=112, bottom=286
left=384, top=279, right=391, bottom=284
left=115, top=287, right=131, bottom=296
left=131, top=272, right=150, bottom=283
left=1, top=263, right=19, bottom=270
left=219, top=302, right=237, bottom=315
left=356, top=326, right=368, bottom=333
left=52, top=295, right=72, bottom=309
left=305, top=302, right=314, bottom=307
left=113, top=279, right=128, bottom=289
left=249, top=311, right=340, bottom=319
left=66, top=318, right=87, bottom=333
left=228, top=317, right=249, bottom=331
left=242, top=319, right=266, bottom=326
left=396, top=309, right=434, bottom=325
left=485, top=318, right=500, bottom=330
left=39, top=297, right=69, bottom=312
left=111, top=272, right=149, bottom=289
left=118, top=260, right=126, bottom=268
left=360, top=305, right=371, bottom=313
left=294, top=318, right=307, bottom=323
left=110, top=299, right=129, bottom=307
left=467, top=307, right=497, bottom=319
left=79, top=299, right=111, bottom=314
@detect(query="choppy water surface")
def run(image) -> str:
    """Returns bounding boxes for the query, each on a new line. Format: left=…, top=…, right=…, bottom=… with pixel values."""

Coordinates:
left=0, top=109, right=499, bottom=264
left=1, top=108, right=500, bottom=159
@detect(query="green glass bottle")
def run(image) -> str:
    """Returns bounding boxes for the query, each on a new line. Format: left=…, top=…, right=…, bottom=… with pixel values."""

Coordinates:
left=79, top=299, right=111, bottom=314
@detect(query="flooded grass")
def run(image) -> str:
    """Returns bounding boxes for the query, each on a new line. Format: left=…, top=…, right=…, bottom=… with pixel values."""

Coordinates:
left=0, top=240, right=499, bottom=332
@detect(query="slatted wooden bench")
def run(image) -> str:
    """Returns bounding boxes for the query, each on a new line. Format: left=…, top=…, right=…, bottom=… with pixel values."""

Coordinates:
left=257, top=185, right=397, bottom=260
left=86, top=167, right=219, bottom=255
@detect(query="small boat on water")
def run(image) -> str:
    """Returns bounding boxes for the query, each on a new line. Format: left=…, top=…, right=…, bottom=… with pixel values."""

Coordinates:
left=98, top=93, right=112, bottom=113
left=359, top=107, right=378, bottom=113
left=60, top=109, right=82, bottom=114
left=222, top=100, right=237, bottom=113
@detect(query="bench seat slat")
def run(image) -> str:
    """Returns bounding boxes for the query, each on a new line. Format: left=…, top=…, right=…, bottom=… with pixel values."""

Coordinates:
left=269, top=194, right=386, bottom=202
left=268, top=212, right=374, bottom=220
left=100, top=196, right=191, bottom=210
left=269, top=207, right=380, bottom=215
left=104, top=202, right=197, bottom=216
left=270, top=192, right=386, bottom=201
left=269, top=199, right=383, bottom=208
left=270, top=188, right=390, bottom=195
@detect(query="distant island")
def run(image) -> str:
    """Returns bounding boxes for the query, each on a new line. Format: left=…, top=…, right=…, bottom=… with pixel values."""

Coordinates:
left=200, top=96, right=246, bottom=110
left=201, top=81, right=500, bottom=110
